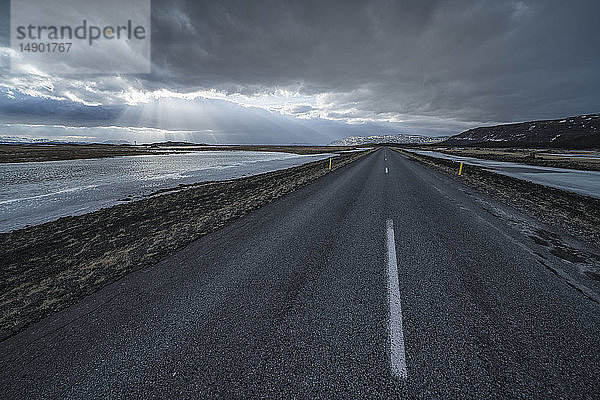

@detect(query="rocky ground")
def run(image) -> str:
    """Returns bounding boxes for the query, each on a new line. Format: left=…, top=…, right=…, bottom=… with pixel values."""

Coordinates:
left=399, top=149, right=600, bottom=248
left=0, top=149, right=371, bottom=340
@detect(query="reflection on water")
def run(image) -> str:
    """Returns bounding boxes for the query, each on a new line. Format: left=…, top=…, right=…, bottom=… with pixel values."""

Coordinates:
left=409, top=150, right=600, bottom=199
left=0, top=151, right=332, bottom=232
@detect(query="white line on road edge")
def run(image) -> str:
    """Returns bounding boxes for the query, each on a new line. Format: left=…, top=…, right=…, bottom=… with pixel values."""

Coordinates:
left=385, top=167, right=389, bottom=174
left=386, top=219, right=407, bottom=379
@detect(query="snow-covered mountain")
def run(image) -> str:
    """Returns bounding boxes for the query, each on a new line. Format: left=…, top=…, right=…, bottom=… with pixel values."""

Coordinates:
left=0, top=136, right=58, bottom=144
left=330, top=134, right=449, bottom=146
left=0, top=136, right=130, bottom=145
left=443, top=114, right=600, bottom=148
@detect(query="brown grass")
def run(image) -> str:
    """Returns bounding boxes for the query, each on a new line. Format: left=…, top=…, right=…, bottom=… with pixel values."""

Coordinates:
left=0, top=150, right=371, bottom=340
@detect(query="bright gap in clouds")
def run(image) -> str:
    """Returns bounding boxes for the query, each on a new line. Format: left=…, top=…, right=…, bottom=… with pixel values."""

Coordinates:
left=2, top=75, right=472, bottom=144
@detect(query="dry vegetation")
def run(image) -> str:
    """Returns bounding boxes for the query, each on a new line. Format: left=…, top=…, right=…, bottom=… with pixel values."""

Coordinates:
left=0, top=143, right=357, bottom=163
left=429, top=147, right=600, bottom=171
left=0, top=149, right=371, bottom=340
left=0, top=144, right=159, bottom=163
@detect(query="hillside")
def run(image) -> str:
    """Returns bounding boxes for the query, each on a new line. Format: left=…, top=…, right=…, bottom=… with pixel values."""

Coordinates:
left=330, top=134, right=448, bottom=146
left=442, top=114, right=600, bottom=148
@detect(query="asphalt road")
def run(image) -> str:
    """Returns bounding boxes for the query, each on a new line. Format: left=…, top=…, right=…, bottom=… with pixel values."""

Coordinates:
left=1, top=148, right=599, bottom=398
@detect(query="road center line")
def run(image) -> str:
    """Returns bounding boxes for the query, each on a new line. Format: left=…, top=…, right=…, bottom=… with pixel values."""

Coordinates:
left=385, top=167, right=389, bottom=174
left=386, top=219, right=407, bottom=379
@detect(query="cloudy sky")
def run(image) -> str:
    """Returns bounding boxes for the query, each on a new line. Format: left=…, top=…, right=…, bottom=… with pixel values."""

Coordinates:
left=1, top=0, right=599, bottom=144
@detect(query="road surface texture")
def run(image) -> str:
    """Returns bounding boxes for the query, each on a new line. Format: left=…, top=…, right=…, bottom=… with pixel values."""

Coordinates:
left=2, top=148, right=599, bottom=398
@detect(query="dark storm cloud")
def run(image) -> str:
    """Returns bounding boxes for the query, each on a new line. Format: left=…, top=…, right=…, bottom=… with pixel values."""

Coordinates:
left=1, top=0, right=598, bottom=143
left=149, top=0, right=600, bottom=123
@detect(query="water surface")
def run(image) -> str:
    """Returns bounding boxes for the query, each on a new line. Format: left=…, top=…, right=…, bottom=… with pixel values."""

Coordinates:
left=409, top=150, right=600, bottom=199
left=0, top=151, right=333, bottom=232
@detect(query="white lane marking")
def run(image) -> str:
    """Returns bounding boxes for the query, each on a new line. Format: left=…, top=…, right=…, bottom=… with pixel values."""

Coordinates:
left=386, top=219, right=407, bottom=379
left=385, top=167, right=389, bottom=174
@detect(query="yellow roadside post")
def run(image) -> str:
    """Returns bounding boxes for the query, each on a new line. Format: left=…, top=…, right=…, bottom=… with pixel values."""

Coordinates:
left=458, top=162, right=463, bottom=176
left=329, top=158, right=332, bottom=171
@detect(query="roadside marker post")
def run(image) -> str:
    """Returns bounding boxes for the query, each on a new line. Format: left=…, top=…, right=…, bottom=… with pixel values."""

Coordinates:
left=329, top=158, right=332, bottom=171
left=458, top=162, right=463, bottom=176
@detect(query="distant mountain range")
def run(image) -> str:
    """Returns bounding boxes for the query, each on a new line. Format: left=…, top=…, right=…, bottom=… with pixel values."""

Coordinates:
left=147, top=141, right=202, bottom=147
left=4, top=113, right=599, bottom=149
left=442, top=114, right=599, bottom=148
left=330, top=114, right=599, bottom=149
left=330, top=134, right=449, bottom=146
left=0, top=136, right=130, bottom=145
